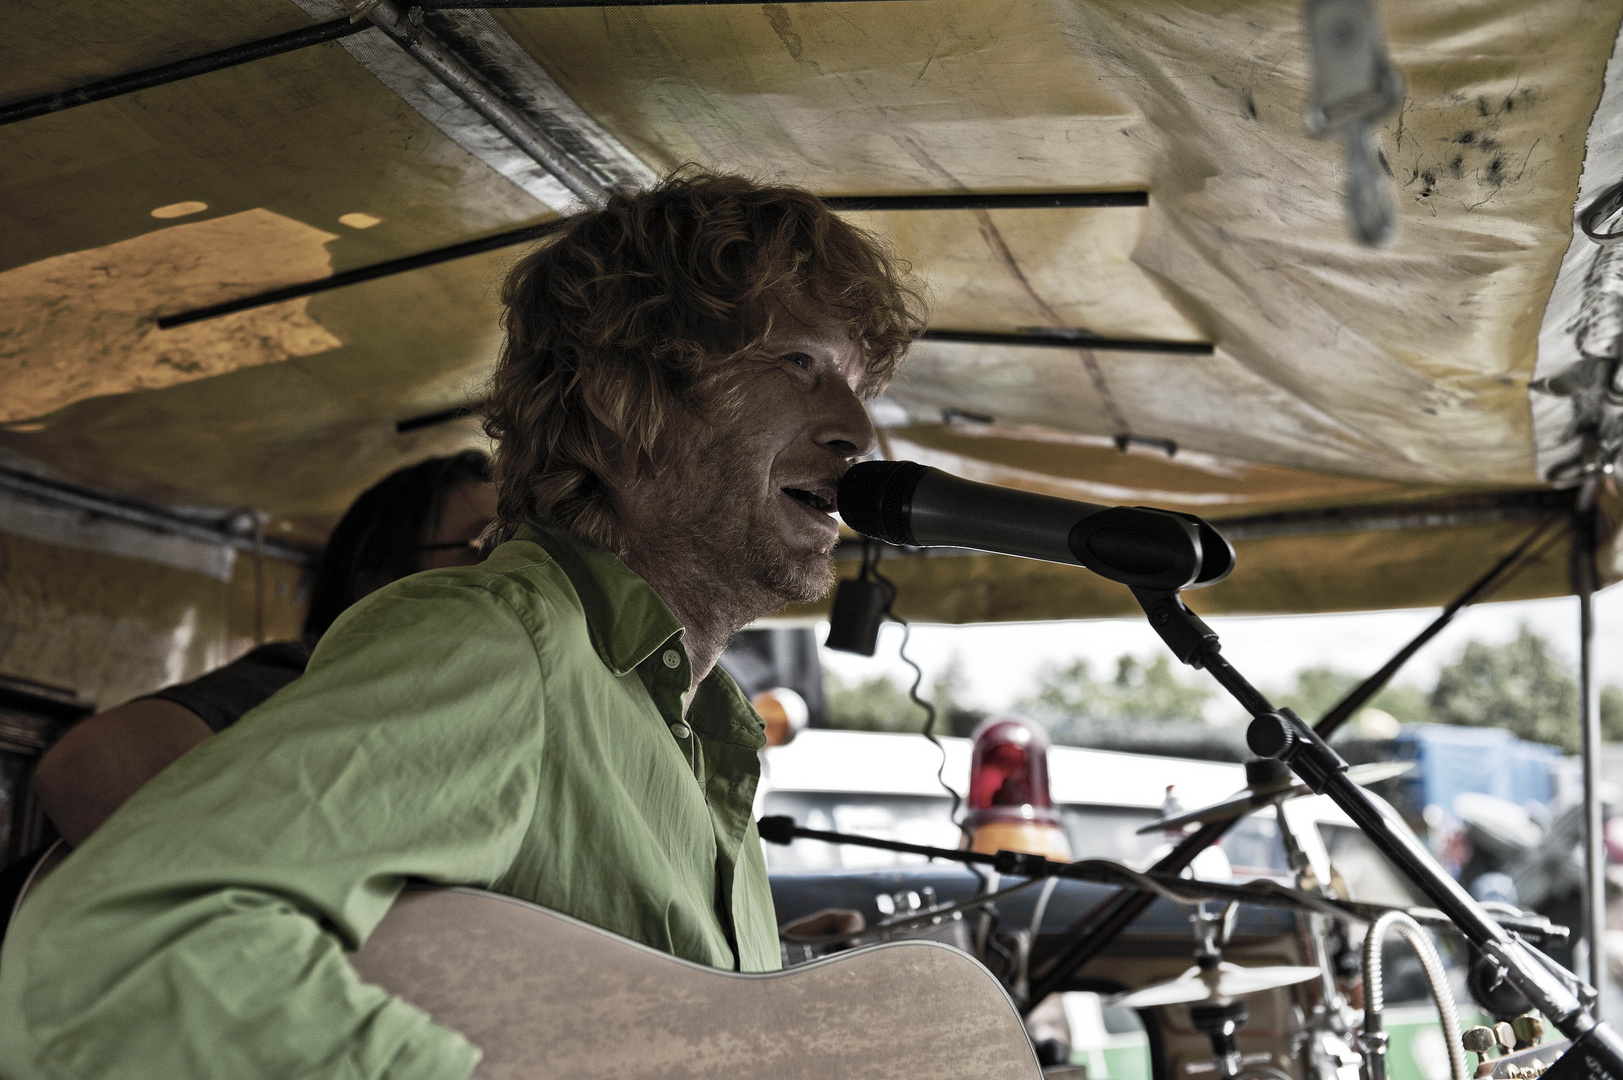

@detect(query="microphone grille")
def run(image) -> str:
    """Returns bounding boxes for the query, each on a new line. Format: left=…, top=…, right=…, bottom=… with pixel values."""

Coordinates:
left=838, top=460, right=927, bottom=545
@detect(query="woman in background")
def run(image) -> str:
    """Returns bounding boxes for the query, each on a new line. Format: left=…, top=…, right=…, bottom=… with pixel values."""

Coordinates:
left=0, top=451, right=492, bottom=921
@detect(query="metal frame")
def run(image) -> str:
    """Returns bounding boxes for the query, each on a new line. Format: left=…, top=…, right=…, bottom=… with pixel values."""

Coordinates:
left=0, top=466, right=316, bottom=565
left=364, top=0, right=614, bottom=207
left=427, top=0, right=944, bottom=6
left=1574, top=483, right=1607, bottom=1010
left=155, top=192, right=1152, bottom=329
left=0, top=1, right=948, bottom=128
left=0, top=18, right=366, bottom=127
left=922, top=329, right=1211, bottom=355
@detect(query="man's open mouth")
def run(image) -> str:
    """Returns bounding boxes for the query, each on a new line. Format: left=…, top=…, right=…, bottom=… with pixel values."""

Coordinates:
left=782, top=487, right=835, bottom=513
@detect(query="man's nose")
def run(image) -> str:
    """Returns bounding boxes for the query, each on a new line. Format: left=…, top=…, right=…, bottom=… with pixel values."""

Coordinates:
left=814, top=379, right=879, bottom=460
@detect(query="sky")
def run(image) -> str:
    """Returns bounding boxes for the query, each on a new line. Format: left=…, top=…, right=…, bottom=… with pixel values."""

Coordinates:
left=815, top=584, right=1623, bottom=726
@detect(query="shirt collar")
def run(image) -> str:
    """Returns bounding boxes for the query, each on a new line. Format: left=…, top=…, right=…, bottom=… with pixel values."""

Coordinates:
left=510, top=525, right=683, bottom=677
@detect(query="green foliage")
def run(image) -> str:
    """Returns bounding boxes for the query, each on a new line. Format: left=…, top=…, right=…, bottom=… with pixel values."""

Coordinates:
left=1605, top=685, right=1623, bottom=743
left=824, top=669, right=923, bottom=732
left=1274, top=666, right=1429, bottom=727
left=1015, top=653, right=1241, bottom=756
left=823, top=624, right=1623, bottom=754
left=1428, top=625, right=1581, bottom=751
left=1018, top=654, right=1213, bottom=729
left=823, top=651, right=979, bottom=735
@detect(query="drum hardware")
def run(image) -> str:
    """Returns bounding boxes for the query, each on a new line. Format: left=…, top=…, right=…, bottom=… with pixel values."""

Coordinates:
left=761, top=811, right=1602, bottom=1079
left=1125, top=585, right=1623, bottom=1080
left=1111, top=903, right=1322, bottom=1010
left=1463, top=1020, right=1570, bottom=1080
left=1269, top=794, right=1363, bottom=1080
left=992, top=521, right=1565, bottom=1013
left=1111, top=904, right=1316, bottom=1080
left=1136, top=761, right=1415, bottom=836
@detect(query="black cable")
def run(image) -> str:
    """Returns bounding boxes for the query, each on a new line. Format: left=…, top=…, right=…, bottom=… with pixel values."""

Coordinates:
left=867, top=557, right=965, bottom=834
left=860, top=545, right=984, bottom=898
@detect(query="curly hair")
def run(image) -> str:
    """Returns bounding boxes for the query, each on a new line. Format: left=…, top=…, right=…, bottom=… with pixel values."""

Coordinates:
left=482, top=167, right=927, bottom=551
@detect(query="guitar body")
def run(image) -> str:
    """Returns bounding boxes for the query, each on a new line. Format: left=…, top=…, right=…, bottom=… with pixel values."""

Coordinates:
left=352, top=887, right=1043, bottom=1080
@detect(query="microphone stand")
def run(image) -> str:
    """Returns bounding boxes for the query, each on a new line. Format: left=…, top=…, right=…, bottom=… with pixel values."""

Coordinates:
left=757, top=817, right=1566, bottom=946
left=1129, top=587, right=1623, bottom=1080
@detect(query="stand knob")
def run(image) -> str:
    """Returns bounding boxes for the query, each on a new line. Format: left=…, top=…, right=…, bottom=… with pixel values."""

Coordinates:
left=1247, top=713, right=1296, bottom=759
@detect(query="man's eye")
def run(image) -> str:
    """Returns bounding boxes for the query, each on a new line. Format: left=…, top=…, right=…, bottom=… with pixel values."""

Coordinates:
left=782, top=352, right=814, bottom=370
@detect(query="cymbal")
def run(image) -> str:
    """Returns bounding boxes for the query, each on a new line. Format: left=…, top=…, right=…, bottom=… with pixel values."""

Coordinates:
left=1137, top=761, right=1414, bottom=835
left=1108, top=962, right=1322, bottom=1008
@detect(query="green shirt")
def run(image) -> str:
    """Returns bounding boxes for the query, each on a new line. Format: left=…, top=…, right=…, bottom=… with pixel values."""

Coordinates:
left=0, top=527, right=780, bottom=1080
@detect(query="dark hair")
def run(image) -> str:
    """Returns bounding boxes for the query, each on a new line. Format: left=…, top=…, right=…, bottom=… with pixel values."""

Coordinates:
left=483, top=166, right=926, bottom=550
left=302, top=450, right=491, bottom=638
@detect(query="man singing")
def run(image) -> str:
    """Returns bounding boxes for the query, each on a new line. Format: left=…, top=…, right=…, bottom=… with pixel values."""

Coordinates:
left=0, top=169, right=925, bottom=1079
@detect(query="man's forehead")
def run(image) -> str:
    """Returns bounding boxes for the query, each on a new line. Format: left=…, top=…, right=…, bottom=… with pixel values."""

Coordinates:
left=764, top=307, right=873, bottom=367
left=754, top=291, right=896, bottom=396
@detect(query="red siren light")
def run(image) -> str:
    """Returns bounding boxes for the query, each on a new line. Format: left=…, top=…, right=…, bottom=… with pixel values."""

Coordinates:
left=964, top=717, right=1071, bottom=860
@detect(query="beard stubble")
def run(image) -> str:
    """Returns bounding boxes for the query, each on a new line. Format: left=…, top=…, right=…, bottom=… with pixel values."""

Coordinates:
left=665, top=424, right=837, bottom=614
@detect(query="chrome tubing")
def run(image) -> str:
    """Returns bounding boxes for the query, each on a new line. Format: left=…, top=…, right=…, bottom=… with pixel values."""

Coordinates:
left=1360, top=911, right=1467, bottom=1080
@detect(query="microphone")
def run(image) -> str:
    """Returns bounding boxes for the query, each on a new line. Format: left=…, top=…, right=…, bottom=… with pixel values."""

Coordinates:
left=837, top=460, right=1235, bottom=593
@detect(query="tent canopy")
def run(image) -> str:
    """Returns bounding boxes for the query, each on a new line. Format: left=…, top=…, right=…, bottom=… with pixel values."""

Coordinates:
left=5, top=0, right=1623, bottom=623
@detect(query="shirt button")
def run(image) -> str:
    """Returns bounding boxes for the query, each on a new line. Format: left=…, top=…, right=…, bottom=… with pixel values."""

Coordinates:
left=670, top=721, right=691, bottom=739
left=662, top=649, right=681, bottom=669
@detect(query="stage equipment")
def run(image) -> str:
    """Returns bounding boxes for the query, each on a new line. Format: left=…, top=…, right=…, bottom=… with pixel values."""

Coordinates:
left=754, top=818, right=1567, bottom=948
left=1137, top=760, right=1414, bottom=834
left=1111, top=904, right=1315, bottom=1080
left=825, top=538, right=890, bottom=655
left=1019, top=516, right=1563, bottom=1012
left=1109, top=904, right=1319, bottom=1010
left=838, top=463, right=1616, bottom=1078
left=1359, top=910, right=1466, bottom=1080
left=1128, top=577, right=1620, bottom=1077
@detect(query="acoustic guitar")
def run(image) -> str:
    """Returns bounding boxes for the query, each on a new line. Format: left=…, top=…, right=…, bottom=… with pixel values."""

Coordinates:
left=11, top=855, right=1040, bottom=1079
left=352, top=886, right=1044, bottom=1080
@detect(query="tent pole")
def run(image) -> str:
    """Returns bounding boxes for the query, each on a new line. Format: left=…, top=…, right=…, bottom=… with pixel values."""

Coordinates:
left=0, top=19, right=367, bottom=128
left=1576, top=489, right=1607, bottom=1013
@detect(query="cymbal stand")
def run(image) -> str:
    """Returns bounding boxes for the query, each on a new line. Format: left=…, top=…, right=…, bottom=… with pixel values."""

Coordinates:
left=1186, top=903, right=1299, bottom=1080
left=1273, top=801, right=1360, bottom=1080
left=1193, top=999, right=1252, bottom=1080
left=1129, top=587, right=1623, bottom=1080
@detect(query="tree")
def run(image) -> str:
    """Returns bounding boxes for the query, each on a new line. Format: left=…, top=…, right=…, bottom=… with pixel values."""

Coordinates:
left=824, top=669, right=923, bottom=732
left=1015, top=652, right=1245, bottom=756
left=1605, top=685, right=1623, bottom=743
left=1019, top=653, right=1212, bottom=728
left=823, top=654, right=980, bottom=735
left=1273, top=666, right=1429, bottom=728
left=1429, top=624, right=1580, bottom=751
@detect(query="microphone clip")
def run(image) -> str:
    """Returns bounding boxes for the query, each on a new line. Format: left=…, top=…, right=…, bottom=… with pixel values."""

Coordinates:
left=1130, top=588, right=1221, bottom=670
